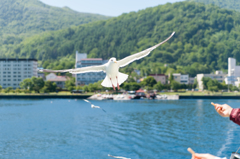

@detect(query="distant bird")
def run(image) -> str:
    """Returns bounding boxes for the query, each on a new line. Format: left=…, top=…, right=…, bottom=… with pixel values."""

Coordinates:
left=108, top=154, right=131, bottom=159
left=84, top=99, right=106, bottom=112
left=40, top=32, right=175, bottom=90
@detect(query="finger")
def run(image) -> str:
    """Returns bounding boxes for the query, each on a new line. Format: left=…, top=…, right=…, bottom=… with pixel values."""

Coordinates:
left=211, top=102, right=217, bottom=107
left=194, top=153, right=209, bottom=158
left=187, top=148, right=195, bottom=155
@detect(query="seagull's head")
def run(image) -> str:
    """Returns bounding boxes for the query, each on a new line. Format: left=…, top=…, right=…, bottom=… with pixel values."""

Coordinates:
left=109, top=58, right=117, bottom=64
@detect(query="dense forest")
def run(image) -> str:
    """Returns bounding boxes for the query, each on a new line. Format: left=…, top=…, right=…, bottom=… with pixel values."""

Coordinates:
left=0, top=0, right=110, bottom=55
left=187, top=0, right=240, bottom=12
left=3, top=1, right=240, bottom=77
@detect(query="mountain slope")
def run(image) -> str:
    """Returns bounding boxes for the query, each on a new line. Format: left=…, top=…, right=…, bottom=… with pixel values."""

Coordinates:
left=5, top=1, right=240, bottom=76
left=0, top=0, right=110, bottom=45
left=186, top=0, right=240, bottom=12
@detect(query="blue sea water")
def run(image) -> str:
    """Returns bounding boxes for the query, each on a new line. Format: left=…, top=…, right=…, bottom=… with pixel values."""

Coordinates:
left=0, top=99, right=240, bottom=159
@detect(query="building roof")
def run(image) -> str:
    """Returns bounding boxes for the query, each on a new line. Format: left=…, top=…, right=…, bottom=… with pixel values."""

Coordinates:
left=172, top=73, right=181, bottom=76
left=81, top=58, right=102, bottom=61
left=0, top=58, right=37, bottom=61
left=136, top=88, right=145, bottom=93
left=149, top=74, right=166, bottom=76
left=48, top=76, right=69, bottom=82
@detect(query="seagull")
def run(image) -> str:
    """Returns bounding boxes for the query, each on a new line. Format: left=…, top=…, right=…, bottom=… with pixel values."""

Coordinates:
left=40, top=32, right=175, bottom=90
left=84, top=99, right=106, bottom=112
left=108, top=154, right=131, bottom=159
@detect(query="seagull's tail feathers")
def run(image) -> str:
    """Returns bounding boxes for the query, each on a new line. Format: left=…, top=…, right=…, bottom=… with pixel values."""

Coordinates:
left=101, top=76, right=112, bottom=87
left=117, top=72, right=128, bottom=86
left=101, top=72, right=128, bottom=88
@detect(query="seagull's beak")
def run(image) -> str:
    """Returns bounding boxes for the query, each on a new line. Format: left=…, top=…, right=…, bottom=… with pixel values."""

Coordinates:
left=114, top=61, right=117, bottom=63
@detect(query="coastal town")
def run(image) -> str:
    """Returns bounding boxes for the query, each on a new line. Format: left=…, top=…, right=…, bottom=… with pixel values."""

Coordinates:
left=0, top=51, right=239, bottom=97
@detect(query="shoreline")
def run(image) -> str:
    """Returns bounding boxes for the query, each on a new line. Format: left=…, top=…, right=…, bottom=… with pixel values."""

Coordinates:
left=0, top=94, right=240, bottom=99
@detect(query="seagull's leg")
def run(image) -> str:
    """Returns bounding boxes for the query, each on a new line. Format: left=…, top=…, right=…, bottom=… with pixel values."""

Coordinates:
left=110, top=78, right=116, bottom=91
left=116, top=76, right=120, bottom=90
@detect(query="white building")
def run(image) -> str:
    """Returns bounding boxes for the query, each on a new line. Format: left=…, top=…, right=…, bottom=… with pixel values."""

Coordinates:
left=225, top=58, right=240, bottom=86
left=197, top=71, right=226, bottom=90
left=0, top=58, right=38, bottom=89
left=75, top=51, right=106, bottom=85
left=172, top=73, right=190, bottom=84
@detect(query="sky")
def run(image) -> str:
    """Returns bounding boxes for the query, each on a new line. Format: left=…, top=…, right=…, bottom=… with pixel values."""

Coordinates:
left=39, top=0, right=184, bottom=16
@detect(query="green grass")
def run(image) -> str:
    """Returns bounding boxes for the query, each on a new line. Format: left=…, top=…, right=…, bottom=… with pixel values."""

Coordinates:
left=0, top=91, right=94, bottom=96
left=1, top=91, right=240, bottom=96
left=158, top=91, right=240, bottom=96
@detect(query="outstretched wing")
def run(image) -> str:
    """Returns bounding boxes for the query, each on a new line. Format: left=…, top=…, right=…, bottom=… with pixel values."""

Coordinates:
left=84, top=99, right=92, bottom=104
left=117, top=32, right=175, bottom=68
left=101, top=108, right=106, bottom=113
left=108, top=154, right=130, bottom=159
left=40, top=65, right=106, bottom=74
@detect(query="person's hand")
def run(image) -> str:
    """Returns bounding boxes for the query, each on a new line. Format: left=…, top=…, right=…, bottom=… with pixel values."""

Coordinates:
left=213, top=103, right=233, bottom=117
left=192, top=153, right=217, bottom=159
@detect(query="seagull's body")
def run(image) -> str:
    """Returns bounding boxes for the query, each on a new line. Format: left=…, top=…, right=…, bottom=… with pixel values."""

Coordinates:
left=41, top=32, right=175, bottom=90
left=108, top=154, right=131, bottom=159
left=84, top=99, right=106, bottom=112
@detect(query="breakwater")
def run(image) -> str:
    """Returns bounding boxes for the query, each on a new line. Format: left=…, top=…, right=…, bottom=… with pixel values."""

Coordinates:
left=179, top=95, right=240, bottom=99
left=0, top=94, right=240, bottom=99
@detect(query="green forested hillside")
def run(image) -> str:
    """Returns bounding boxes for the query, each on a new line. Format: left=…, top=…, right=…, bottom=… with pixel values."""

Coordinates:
left=187, top=0, right=240, bottom=12
left=4, top=1, right=240, bottom=76
left=0, top=0, right=110, bottom=47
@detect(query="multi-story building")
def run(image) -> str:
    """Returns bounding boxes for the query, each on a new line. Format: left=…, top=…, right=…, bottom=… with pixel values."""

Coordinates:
left=172, top=73, right=181, bottom=83
left=149, top=74, right=167, bottom=84
left=0, top=58, right=38, bottom=89
left=172, top=73, right=190, bottom=84
left=197, top=71, right=226, bottom=90
left=180, top=74, right=189, bottom=84
left=225, top=58, right=240, bottom=86
left=75, top=51, right=106, bottom=85
left=189, top=77, right=196, bottom=84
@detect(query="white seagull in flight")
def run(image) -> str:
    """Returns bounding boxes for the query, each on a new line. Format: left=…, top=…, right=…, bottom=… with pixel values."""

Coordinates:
left=108, top=154, right=131, bottom=159
left=84, top=99, right=106, bottom=112
left=41, top=32, right=175, bottom=90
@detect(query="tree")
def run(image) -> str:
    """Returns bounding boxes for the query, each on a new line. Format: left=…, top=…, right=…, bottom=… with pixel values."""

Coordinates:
left=0, top=85, right=2, bottom=92
left=122, top=82, right=141, bottom=91
left=31, top=77, right=44, bottom=93
left=4, top=87, right=13, bottom=93
left=141, top=76, right=157, bottom=87
left=20, top=78, right=33, bottom=90
left=202, top=77, right=212, bottom=90
left=65, top=78, right=75, bottom=91
left=171, top=80, right=181, bottom=91
left=44, top=81, right=57, bottom=92
left=154, top=82, right=163, bottom=91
